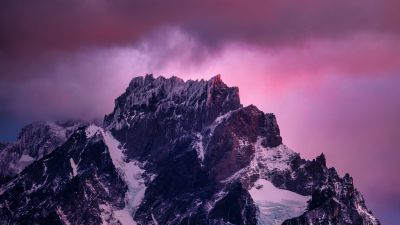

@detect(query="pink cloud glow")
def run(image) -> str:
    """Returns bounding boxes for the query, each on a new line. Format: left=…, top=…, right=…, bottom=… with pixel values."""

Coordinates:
left=1, top=1, right=400, bottom=223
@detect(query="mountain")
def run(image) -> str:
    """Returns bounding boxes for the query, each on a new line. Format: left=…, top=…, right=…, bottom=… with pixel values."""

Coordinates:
left=0, top=75, right=380, bottom=225
left=0, top=120, right=82, bottom=185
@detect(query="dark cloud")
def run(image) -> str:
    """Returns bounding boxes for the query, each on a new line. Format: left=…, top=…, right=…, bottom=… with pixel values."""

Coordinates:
left=1, top=0, right=399, bottom=134
left=1, top=0, right=399, bottom=58
left=0, top=0, right=399, bottom=137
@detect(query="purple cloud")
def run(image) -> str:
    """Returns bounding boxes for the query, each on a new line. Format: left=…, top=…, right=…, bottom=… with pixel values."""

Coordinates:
left=0, top=1, right=399, bottom=224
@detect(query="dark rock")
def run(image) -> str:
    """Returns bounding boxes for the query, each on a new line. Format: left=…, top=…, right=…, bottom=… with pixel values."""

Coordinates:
left=0, top=120, right=83, bottom=185
left=0, top=75, right=379, bottom=225
left=0, top=126, right=126, bottom=224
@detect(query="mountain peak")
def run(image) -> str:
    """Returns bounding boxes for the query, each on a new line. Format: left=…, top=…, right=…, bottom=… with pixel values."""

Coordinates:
left=0, top=75, right=380, bottom=225
left=209, top=74, right=223, bottom=85
left=104, top=74, right=241, bottom=130
left=0, top=120, right=82, bottom=183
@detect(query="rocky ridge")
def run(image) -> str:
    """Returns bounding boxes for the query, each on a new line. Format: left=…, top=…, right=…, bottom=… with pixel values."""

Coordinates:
left=0, top=75, right=379, bottom=225
left=0, top=120, right=82, bottom=185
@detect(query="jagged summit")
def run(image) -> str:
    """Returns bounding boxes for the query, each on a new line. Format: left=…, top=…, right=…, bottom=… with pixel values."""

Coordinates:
left=126, top=74, right=238, bottom=108
left=0, top=75, right=380, bottom=225
left=104, top=74, right=241, bottom=132
left=208, top=74, right=224, bottom=86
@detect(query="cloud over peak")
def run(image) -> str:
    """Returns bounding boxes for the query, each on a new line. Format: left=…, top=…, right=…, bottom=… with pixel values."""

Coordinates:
left=1, top=0, right=399, bottom=57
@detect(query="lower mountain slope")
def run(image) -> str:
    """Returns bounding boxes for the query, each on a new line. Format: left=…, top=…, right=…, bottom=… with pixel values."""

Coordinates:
left=0, top=120, right=82, bottom=185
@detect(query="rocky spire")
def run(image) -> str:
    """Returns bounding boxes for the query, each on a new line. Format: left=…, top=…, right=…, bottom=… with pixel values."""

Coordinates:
left=104, top=74, right=241, bottom=130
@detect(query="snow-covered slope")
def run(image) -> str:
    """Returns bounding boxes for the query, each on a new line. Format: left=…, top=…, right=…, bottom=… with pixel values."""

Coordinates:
left=249, top=179, right=310, bottom=225
left=86, top=125, right=148, bottom=225
left=99, top=126, right=147, bottom=225
left=0, top=124, right=148, bottom=225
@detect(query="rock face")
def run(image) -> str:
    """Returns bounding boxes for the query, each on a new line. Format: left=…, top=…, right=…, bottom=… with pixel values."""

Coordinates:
left=0, top=75, right=380, bottom=225
left=0, top=120, right=82, bottom=185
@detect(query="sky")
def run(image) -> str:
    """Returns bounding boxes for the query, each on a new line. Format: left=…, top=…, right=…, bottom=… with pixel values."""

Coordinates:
left=1, top=0, right=399, bottom=223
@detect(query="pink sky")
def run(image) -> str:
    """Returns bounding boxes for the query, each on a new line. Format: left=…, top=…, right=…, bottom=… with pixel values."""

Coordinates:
left=155, top=33, right=400, bottom=221
left=1, top=1, right=399, bottom=223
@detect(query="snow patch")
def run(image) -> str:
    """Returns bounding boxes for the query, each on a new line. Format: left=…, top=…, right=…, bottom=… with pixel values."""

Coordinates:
left=238, top=138, right=250, bottom=148
left=69, top=158, right=78, bottom=177
left=56, top=207, right=72, bottom=225
left=214, top=110, right=234, bottom=124
left=16, top=154, right=35, bottom=173
left=95, top=173, right=109, bottom=194
left=205, top=189, right=229, bottom=212
left=208, top=110, right=235, bottom=135
left=252, top=137, right=295, bottom=174
left=43, top=162, right=47, bottom=174
left=194, top=133, right=205, bottom=162
left=99, top=204, right=121, bottom=225
left=82, top=125, right=147, bottom=224
left=114, top=209, right=137, bottom=225
left=85, top=124, right=100, bottom=138
left=151, top=214, right=159, bottom=225
left=100, top=128, right=146, bottom=225
left=249, top=179, right=310, bottom=225
left=19, top=154, right=34, bottom=163
left=85, top=181, right=96, bottom=193
left=221, top=137, right=297, bottom=186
